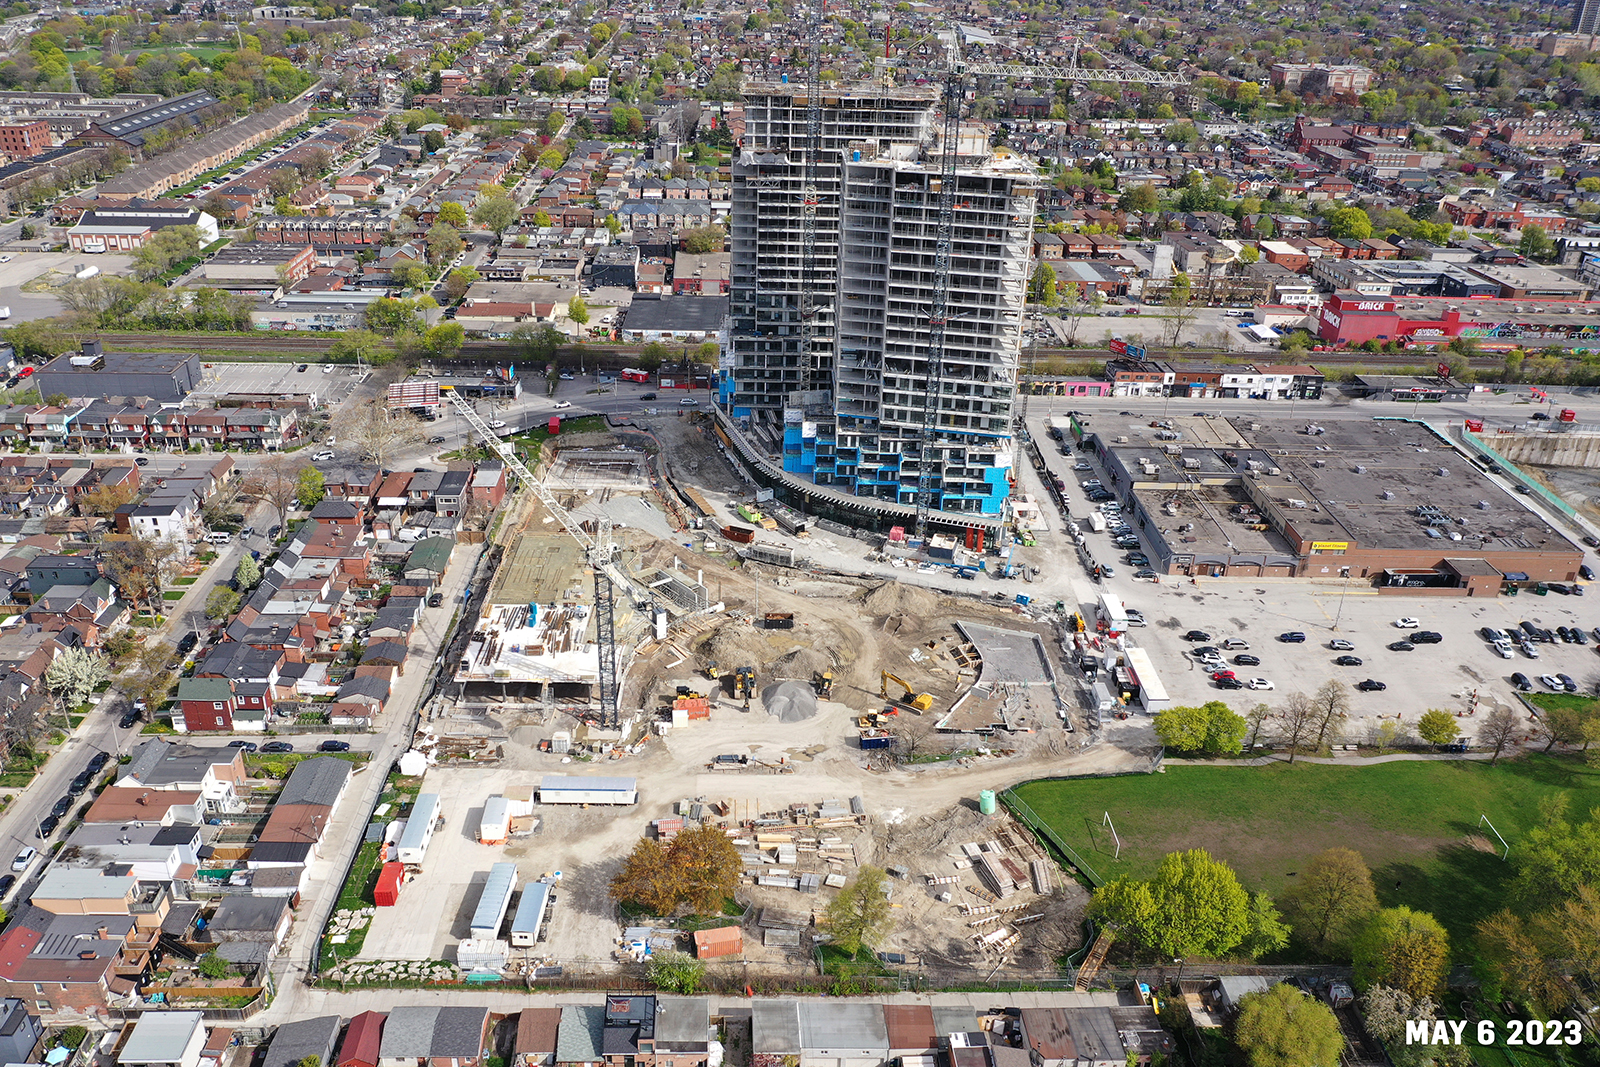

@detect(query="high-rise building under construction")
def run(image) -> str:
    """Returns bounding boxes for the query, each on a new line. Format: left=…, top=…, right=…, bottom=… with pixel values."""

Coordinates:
left=721, top=83, right=1037, bottom=521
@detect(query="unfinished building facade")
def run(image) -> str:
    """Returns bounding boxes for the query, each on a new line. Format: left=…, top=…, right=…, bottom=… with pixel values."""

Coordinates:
left=722, top=83, right=1038, bottom=521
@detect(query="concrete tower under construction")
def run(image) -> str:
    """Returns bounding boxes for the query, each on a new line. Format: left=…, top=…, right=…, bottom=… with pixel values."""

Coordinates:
left=720, top=82, right=1037, bottom=525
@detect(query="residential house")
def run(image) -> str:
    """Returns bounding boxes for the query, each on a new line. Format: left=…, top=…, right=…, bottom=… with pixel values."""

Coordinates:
left=555, top=1006, right=605, bottom=1067
left=0, top=998, right=42, bottom=1064
left=116, top=740, right=248, bottom=814
left=262, top=1016, right=342, bottom=1067
left=514, top=1009, right=560, bottom=1067
left=376, top=1006, right=491, bottom=1067
left=118, top=1011, right=208, bottom=1067
left=338, top=1012, right=388, bottom=1067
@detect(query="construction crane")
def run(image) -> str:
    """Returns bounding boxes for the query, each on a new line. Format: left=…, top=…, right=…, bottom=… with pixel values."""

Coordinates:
left=898, top=25, right=1186, bottom=542
left=445, top=390, right=650, bottom=729
left=881, top=670, right=934, bottom=712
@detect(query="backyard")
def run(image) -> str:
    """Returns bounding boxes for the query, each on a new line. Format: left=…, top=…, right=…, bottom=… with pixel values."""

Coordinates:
left=1008, top=755, right=1598, bottom=944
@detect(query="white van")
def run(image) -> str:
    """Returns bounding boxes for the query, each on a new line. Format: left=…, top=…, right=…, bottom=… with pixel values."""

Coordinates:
left=204, top=531, right=233, bottom=545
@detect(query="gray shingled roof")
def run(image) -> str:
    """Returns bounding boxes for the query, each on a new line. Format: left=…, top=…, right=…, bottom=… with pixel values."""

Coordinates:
left=555, top=1006, right=605, bottom=1063
left=276, top=756, right=351, bottom=808
left=263, top=1016, right=341, bottom=1067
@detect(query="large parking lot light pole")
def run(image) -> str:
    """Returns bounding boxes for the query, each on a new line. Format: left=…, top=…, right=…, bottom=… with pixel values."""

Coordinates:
left=1332, top=567, right=1352, bottom=630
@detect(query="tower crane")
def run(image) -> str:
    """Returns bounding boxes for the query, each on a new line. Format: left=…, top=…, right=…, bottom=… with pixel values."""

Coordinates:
left=900, top=25, right=1188, bottom=542
left=446, top=393, right=649, bottom=729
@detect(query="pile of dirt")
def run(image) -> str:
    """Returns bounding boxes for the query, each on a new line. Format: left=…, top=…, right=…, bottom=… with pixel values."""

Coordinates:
left=696, top=620, right=771, bottom=668
left=857, top=581, right=940, bottom=619
left=767, top=645, right=832, bottom=681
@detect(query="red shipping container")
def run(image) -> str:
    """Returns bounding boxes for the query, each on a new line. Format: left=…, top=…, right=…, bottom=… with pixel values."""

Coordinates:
left=549, top=416, right=561, bottom=434
left=374, top=861, right=404, bottom=906
left=694, top=925, right=742, bottom=958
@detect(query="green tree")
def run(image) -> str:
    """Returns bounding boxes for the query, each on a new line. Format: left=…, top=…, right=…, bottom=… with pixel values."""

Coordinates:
left=472, top=194, right=519, bottom=238
left=1326, top=207, right=1373, bottom=240
left=296, top=466, right=325, bottom=510
left=1352, top=907, right=1450, bottom=998
left=443, top=266, right=481, bottom=302
left=130, top=224, right=200, bottom=281
left=206, top=585, right=241, bottom=619
left=1030, top=260, right=1058, bottom=305
left=437, top=201, right=468, bottom=228
left=1153, top=701, right=1247, bottom=756
left=234, top=554, right=260, bottom=591
left=196, top=952, right=229, bottom=979
left=425, top=321, right=465, bottom=357
left=422, top=130, right=446, bottom=154
left=1280, top=847, right=1377, bottom=954
left=682, top=224, right=726, bottom=254
left=1090, top=849, right=1250, bottom=958
left=1509, top=796, right=1600, bottom=908
left=426, top=222, right=464, bottom=265
left=1120, top=182, right=1160, bottom=215
left=1234, top=983, right=1343, bottom=1067
left=1242, top=893, right=1291, bottom=959
left=568, top=295, right=589, bottom=326
left=1519, top=224, right=1555, bottom=261
left=391, top=261, right=431, bottom=290
left=646, top=949, right=705, bottom=993
left=329, top=329, right=389, bottom=365
left=825, top=865, right=893, bottom=955
left=1416, top=709, right=1459, bottom=746
left=533, top=209, right=552, bottom=227
left=605, top=213, right=622, bottom=236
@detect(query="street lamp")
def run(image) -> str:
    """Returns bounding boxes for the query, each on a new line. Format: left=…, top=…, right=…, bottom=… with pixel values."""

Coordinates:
left=1332, top=566, right=1352, bottom=631
left=1173, top=957, right=1185, bottom=989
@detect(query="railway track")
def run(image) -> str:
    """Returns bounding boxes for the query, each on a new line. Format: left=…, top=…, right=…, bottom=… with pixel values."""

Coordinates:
left=84, top=333, right=1510, bottom=372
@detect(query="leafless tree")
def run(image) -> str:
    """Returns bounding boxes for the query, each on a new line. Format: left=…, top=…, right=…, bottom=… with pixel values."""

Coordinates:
left=1161, top=275, right=1200, bottom=350
left=1245, top=701, right=1272, bottom=751
left=338, top=400, right=425, bottom=468
left=1311, top=678, right=1351, bottom=750
left=102, top=530, right=180, bottom=615
left=1276, top=691, right=1318, bottom=764
left=1479, top=706, right=1521, bottom=766
left=893, top=714, right=945, bottom=764
left=242, top=454, right=309, bottom=531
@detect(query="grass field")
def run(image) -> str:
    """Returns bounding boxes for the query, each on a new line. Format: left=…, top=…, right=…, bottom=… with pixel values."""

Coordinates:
left=64, top=44, right=231, bottom=64
left=1009, top=755, right=1599, bottom=944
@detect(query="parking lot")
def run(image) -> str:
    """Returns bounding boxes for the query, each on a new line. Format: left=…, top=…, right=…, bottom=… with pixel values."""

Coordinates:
left=1023, top=420, right=1598, bottom=743
left=188, top=361, right=369, bottom=407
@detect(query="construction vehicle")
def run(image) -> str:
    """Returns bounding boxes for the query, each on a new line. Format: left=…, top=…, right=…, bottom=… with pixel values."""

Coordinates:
left=704, top=662, right=721, bottom=680
left=734, top=666, right=756, bottom=710
left=857, top=713, right=892, bottom=729
left=881, top=671, right=934, bottom=713
left=815, top=669, right=834, bottom=698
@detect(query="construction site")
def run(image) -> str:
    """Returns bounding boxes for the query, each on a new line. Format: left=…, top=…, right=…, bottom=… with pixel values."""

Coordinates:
left=391, top=396, right=1150, bottom=982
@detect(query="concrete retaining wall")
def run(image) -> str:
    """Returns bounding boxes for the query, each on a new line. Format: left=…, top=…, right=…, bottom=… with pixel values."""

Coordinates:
left=1486, top=431, right=1600, bottom=468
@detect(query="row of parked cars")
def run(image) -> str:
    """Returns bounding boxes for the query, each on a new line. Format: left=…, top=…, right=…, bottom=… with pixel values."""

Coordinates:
left=6, top=749, right=115, bottom=895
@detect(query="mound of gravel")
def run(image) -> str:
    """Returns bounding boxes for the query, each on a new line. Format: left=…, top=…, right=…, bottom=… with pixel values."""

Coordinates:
left=761, top=679, right=818, bottom=723
left=857, top=580, right=939, bottom=618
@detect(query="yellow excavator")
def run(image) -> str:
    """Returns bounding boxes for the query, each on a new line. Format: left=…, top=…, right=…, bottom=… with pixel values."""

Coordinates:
left=881, top=671, right=933, bottom=713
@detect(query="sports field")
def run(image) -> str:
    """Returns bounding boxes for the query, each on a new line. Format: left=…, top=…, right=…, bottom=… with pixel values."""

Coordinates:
left=1008, top=755, right=1597, bottom=942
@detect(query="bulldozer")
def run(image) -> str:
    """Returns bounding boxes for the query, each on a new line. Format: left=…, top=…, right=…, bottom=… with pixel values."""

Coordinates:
left=881, top=670, right=933, bottom=713
left=704, top=662, right=722, bottom=680
left=814, top=669, right=834, bottom=698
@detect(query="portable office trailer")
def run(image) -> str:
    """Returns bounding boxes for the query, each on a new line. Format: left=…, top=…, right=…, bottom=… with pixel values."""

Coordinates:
left=470, top=862, right=519, bottom=941
left=537, top=775, right=638, bottom=805
left=509, top=880, right=551, bottom=947
left=395, top=793, right=441, bottom=864
left=480, top=796, right=510, bottom=844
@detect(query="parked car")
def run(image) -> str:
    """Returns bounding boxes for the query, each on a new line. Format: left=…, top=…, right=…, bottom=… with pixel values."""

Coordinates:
left=1278, top=631, right=1306, bottom=642
left=1584, top=565, right=1597, bottom=582
left=86, top=752, right=108, bottom=773
left=428, top=592, right=444, bottom=608
left=1334, top=655, right=1364, bottom=666
left=1411, top=631, right=1442, bottom=644
left=50, top=796, right=72, bottom=819
left=312, top=450, right=336, bottom=462
left=1233, top=654, right=1260, bottom=666
left=260, top=741, right=294, bottom=753
left=227, top=740, right=258, bottom=752
left=1540, top=674, right=1566, bottom=690
left=134, top=456, right=149, bottom=466
left=10, top=848, right=34, bottom=872
left=1215, top=677, right=1245, bottom=689
left=1394, top=617, right=1420, bottom=628
left=0, top=875, right=15, bottom=896
left=1511, top=672, right=1533, bottom=691
left=1329, top=639, right=1355, bottom=651
left=118, top=709, right=141, bottom=729
left=1246, top=678, right=1274, bottom=691
left=318, top=740, right=351, bottom=752
left=67, top=772, right=91, bottom=796
left=1388, top=641, right=1415, bottom=652
left=1182, top=630, right=1211, bottom=642
left=640, top=393, right=657, bottom=401
left=1210, top=670, right=1236, bottom=681
left=35, top=814, right=57, bottom=838
left=1559, top=673, right=1579, bottom=692
left=1355, top=679, right=1387, bottom=692
left=297, top=364, right=309, bottom=372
